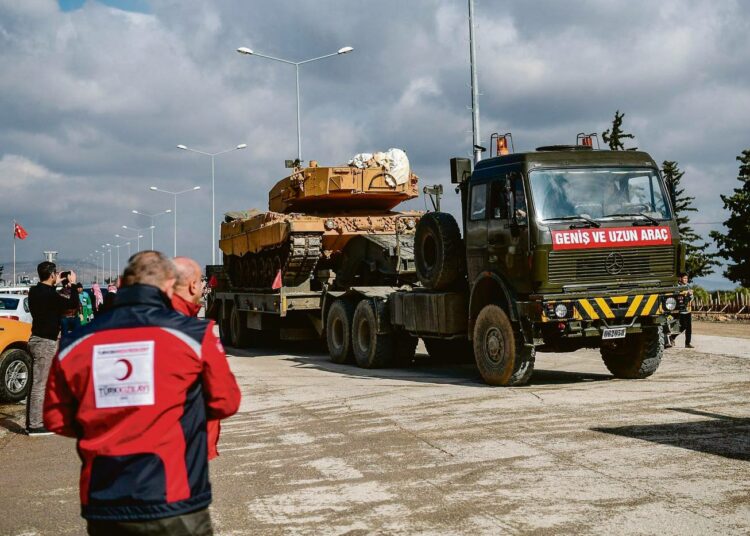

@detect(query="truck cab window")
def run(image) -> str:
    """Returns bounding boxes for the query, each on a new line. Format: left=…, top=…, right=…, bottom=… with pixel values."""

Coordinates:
left=513, top=177, right=528, bottom=225
left=470, top=183, right=487, bottom=220
left=490, top=181, right=508, bottom=219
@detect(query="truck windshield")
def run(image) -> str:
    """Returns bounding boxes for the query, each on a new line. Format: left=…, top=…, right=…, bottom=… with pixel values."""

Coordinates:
left=528, top=168, right=671, bottom=222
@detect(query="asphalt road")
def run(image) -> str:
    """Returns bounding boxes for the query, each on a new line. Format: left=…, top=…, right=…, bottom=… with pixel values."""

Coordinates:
left=1, top=323, right=748, bottom=535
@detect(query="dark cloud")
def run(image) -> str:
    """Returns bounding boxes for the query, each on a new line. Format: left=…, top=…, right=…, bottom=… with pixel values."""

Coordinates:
left=0, top=0, right=747, bottom=288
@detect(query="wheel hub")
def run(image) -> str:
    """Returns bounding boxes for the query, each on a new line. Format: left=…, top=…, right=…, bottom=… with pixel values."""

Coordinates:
left=485, top=327, right=504, bottom=365
left=5, top=360, right=28, bottom=395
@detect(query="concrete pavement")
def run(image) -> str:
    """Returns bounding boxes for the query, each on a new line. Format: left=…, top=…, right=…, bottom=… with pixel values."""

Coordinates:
left=0, top=326, right=748, bottom=535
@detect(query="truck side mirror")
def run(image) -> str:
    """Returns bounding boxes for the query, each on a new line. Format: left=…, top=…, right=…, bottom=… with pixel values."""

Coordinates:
left=450, top=158, right=472, bottom=184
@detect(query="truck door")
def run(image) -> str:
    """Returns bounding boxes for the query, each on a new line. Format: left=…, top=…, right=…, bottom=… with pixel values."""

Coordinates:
left=465, top=181, right=489, bottom=282
left=487, top=171, right=531, bottom=291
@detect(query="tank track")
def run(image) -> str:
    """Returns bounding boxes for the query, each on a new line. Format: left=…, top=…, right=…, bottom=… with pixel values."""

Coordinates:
left=225, top=232, right=322, bottom=290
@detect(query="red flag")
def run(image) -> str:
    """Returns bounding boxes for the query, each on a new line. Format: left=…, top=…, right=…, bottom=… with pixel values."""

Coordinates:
left=13, top=222, right=28, bottom=240
left=271, top=269, right=282, bottom=290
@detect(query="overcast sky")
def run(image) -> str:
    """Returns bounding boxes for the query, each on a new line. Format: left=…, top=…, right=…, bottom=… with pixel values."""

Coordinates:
left=1, top=0, right=748, bottom=288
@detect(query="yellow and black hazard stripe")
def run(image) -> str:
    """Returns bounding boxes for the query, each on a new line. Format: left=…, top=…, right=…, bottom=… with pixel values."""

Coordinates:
left=543, top=294, right=664, bottom=322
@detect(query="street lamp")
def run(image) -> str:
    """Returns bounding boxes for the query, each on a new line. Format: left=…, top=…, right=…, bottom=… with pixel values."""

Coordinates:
left=131, top=209, right=172, bottom=250
left=120, top=226, right=152, bottom=253
left=149, top=185, right=201, bottom=256
left=236, top=45, right=353, bottom=161
left=177, top=143, right=246, bottom=265
left=116, top=233, right=143, bottom=258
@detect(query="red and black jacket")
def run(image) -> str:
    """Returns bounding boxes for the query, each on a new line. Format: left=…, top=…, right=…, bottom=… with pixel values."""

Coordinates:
left=44, top=284, right=241, bottom=521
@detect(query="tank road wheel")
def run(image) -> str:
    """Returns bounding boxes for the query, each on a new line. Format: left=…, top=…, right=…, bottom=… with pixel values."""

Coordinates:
left=326, top=299, right=356, bottom=364
left=229, top=307, right=253, bottom=348
left=352, top=299, right=395, bottom=369
left=600, top=327, right=663, bottom=379
left=424, top=338, right=474, bottom=364
left=473, top=305, right=535, bottom=386
left=414, top=212, right=463, bottom=290
left=248, top=257, right=259, bottom=288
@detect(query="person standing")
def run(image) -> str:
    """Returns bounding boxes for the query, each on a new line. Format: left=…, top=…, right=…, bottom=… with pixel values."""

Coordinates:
left=44, top=251, right=241, bottom=535
left=172, top=256, right=223, bottom=461
left=678, top=272, right=694, bottom=348
left=59, top=273, right=81, bottom=335
left=25, top=262, right=79, bottom=436
left=77, top=283, right=94, bottom=325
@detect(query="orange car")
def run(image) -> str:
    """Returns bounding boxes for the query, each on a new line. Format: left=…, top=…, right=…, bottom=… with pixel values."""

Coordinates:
left=0, top=318, right=32, bottom=403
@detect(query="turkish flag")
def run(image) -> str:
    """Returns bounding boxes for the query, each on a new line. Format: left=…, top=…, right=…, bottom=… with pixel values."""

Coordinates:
left=13, top=222, right=28, bottom=240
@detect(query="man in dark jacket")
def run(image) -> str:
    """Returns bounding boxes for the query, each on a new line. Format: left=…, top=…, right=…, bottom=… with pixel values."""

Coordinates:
left=26, top=261, right=79, bottom=436
left=44, top=251, right=241, bottom=535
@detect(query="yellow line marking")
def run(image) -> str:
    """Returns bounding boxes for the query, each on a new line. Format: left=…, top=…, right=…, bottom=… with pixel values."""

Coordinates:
left=611, top=296, right=629, bottom=304
left=626, top=295, right=644, bottom=317
left=595, top=298, right=615, bottom=318
left=579, top=299, right=599, bottom=320
left=641, top=294, right=658, bottom=316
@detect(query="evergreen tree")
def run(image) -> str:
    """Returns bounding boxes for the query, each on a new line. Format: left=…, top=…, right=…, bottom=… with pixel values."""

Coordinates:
left=662, top=161, right=717, bottom=277
left=602, top=110, right=636, bottom=150
left=710, top=149, right=750, bottom=286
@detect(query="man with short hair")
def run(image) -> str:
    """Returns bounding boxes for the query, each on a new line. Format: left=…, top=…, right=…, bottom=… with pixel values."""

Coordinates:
left=172, top=256, right=205, bottom=317
left=172, top=257, right=222, bottom=461
left=677, top=272, right=694, bottom=348
left=26, top=261, right=79, bottom=436
left=44, top=251, right=241, bottom=535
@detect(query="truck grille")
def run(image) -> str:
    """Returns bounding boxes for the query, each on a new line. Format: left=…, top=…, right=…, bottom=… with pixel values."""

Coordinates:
left=548, top=246, right=675, bottom=284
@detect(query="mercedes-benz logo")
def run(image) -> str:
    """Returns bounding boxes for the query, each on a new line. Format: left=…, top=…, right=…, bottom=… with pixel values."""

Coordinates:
left=605, top=252, right=625, bottom=275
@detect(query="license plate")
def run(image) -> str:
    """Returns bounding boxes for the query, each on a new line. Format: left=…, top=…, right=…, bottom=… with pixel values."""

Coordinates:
left=602, top=327, right=627, bottom=340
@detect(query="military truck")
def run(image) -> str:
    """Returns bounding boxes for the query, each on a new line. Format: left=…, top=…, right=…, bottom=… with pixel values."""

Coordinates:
left=322, top=139, right=686, bottom=385
left=211, top=140, right=687, bottom=386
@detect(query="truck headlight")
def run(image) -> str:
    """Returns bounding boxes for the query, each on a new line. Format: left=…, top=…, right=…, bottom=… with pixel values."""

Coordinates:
left=664, top=296, right=677, bottom=311
left=555, top=304, right=568, bottom=318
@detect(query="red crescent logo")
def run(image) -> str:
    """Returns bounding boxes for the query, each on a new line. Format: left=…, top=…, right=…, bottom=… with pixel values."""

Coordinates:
left=115, top=359, right=133, bottom=381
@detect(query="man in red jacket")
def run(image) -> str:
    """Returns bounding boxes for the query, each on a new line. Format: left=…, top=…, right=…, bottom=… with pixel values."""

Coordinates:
left=44, top=251, right=241, bottom=535
left=172, top=256, right=221, bottom=461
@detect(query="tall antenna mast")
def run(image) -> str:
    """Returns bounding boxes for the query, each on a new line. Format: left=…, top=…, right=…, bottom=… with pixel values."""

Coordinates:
left=468, top=0, right=482, bottom=164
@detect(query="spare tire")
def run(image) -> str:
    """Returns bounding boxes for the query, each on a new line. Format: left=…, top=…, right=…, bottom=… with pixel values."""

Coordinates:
left=414, top=212, right=463, bottom=290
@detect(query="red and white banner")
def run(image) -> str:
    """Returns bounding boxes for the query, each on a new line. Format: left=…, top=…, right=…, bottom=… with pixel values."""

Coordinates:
left=551, top=226, right=672, bottom=250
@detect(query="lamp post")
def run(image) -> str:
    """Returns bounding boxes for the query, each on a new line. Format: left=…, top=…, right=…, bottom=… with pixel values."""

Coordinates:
left=236, top=45, right=353, bottom=162
left=131, top=209, right=172, bottom=250
left=149, top=185, right=201, bottom=256
left=122, top=225, right=156, bottom=252
left=177, top=144, right=246, bottom=265
left=116, top=233, right=143, bottom=259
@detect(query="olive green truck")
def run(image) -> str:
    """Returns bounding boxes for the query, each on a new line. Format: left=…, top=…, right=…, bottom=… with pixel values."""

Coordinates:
left=210, top=142, right=687, bottom=386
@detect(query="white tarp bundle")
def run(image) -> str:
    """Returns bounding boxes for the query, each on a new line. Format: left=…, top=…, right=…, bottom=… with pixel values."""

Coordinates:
left=348, top=148, right=410, bottom=186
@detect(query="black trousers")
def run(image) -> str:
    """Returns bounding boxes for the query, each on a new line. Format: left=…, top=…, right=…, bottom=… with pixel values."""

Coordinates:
left=87, top=508, right=213, bottom=536
left=680, top=312, right=692, bottom=345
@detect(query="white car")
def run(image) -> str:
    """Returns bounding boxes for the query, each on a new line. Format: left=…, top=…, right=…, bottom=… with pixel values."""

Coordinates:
left=0, top=294, right=32, bottom=323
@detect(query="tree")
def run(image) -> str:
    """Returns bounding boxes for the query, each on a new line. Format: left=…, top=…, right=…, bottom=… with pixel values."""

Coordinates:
left=661, top=161, right=718, bottom=278
left=602, top=110, right=636, bottom=151
left=710, top=149, right=750, bottom=286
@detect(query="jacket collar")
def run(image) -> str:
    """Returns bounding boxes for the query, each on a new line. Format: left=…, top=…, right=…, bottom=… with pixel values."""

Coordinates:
left=113, top=284, right=173, bottom=310
left=171, top=293, right=202, bottom=317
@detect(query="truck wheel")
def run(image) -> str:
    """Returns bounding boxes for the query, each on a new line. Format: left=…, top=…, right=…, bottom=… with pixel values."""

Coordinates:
left=424, top=338, right=474, bottom=364
left=473, top=305, right=535, bottom=386
left=414, top=212, right=463, bottom=290
left=230, top=307, right=254, bottom=348
left=0, top=348, right=31, bottom=403
left=600, top=327, right=663, bottom=379
left=218, top=304, right=232, bottom=346
left=352, top=299, right=395, bottom=368
left=326, top=299, right=356, bottom=364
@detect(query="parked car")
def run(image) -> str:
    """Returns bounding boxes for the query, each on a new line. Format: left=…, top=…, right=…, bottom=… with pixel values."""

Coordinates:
left=0, top=318, right=32, bottom=402
left=0, top=294, right=32, bottom=323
